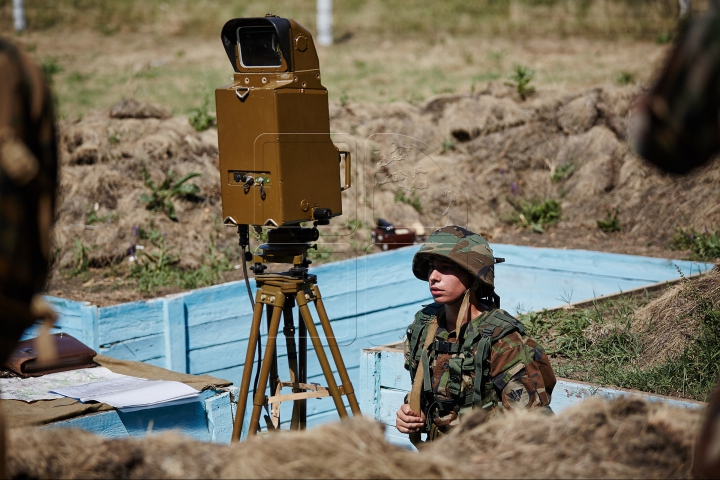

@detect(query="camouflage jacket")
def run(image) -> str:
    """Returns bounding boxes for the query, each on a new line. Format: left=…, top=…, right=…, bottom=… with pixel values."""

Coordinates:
left=0, top=38, right=58, bottom=360
left=404, top=303, right=556, bottom=431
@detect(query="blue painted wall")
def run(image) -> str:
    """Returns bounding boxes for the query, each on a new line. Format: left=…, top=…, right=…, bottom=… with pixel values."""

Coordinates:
left=32, top=245, right=711, bottom=430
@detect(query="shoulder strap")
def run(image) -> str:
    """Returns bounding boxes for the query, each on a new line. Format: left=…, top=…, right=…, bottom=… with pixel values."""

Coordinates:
left=466, top=308, right=525, bottom=407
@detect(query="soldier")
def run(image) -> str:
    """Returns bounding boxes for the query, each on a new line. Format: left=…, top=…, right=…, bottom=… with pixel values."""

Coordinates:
left=396, top=226, right=556, bottom=443
left=0, top=37, right=59, bottom=476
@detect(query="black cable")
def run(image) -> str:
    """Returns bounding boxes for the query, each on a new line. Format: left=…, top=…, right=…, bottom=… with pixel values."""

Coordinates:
left=240, top=233, right=263, bottom=413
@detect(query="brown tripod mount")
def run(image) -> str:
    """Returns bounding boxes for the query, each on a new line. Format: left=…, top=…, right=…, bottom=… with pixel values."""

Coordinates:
left=231, top=227, right=361, bottom=441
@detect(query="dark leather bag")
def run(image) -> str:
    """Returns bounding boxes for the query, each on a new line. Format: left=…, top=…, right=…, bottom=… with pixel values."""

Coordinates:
left=4, top=333, right=97, bottom=377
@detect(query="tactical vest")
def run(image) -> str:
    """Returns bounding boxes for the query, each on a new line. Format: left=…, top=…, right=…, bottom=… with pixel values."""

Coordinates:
left=405, top=303, right=538, bottom=427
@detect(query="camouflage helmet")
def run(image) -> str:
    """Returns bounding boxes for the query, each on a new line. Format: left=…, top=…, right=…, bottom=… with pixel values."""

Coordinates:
left=412, top=226, right=495, bottom=289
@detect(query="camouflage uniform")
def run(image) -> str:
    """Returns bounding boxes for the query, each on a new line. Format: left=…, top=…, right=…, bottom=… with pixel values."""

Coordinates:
left=404, top=226, right=556, bottom=440
left=634, top=3, right=720, bottom=173
left=0, top=38, right=58, bottom=363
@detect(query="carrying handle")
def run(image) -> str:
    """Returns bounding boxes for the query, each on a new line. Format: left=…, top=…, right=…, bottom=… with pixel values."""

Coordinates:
left=339, top=150, right=351, bottom=191
left=235, top=87, right=250, bottom=101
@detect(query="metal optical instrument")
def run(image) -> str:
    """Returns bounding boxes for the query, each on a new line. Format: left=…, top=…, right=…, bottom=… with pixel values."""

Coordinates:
left=215, top=15, right=360, bottom=441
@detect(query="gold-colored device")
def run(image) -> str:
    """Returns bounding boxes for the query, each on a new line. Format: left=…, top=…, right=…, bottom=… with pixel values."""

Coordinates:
left=216, top=15, right=360, bottom=441
left=216, top=15, right=351, bottom=228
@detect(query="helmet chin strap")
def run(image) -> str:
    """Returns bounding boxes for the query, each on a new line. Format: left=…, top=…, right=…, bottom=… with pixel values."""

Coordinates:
left=453, top=279, right=480, bottom=335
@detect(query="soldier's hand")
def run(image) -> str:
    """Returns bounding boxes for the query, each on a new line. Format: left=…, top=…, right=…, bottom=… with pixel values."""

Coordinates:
left=395, top=403, right=425, bottom=433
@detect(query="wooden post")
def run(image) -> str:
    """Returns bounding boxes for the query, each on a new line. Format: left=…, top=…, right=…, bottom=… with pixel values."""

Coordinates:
left=163, top=296, right=187, bottom=373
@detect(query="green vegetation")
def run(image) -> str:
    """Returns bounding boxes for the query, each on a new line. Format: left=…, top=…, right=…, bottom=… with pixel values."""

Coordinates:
left=597, top=208, right=621, bottom=233
left=188, top=95, right=216, bottom=132
left=69, top=239, right=91, bottom=277
left=508, top=198, right=561, bottom=233
left=85, top=206, right=116, bottom=226
left=550, top=161, right=575, bottom=183
left=130, top=229, right=233, bottom=293
left=441, top=139, right=455, bottom=154
left=2, top=0, right=683, bottom=39
left=656, top=31, right=674, bottom=44
left=671, top=226, right=720, bottom=261
left=139, top=167, right=201, bottom=221
left=616, top=71, right=635, bottom=85
left=394, top=188, right=423, bottom=214
left=520, top=276, right=720, bottom=402
left=40, top=56, right=62, bottom=85
left=506, top=65, right=535, bottom=101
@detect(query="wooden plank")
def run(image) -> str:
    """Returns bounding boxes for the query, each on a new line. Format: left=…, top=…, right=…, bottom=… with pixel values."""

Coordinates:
left=45, top=411, right=130, bottom=439
left=80, top=304, right=99, bottom=350
left=187, top=339, right=250, bottom=375
left=182, top=280, right=255, bottom=328
left=163, top=296, right=187, bottom=373
left=204, top=391, right=234, bottom=444
left=117, top=398, right=211, bottom=442
left=98, top=335, right=165, bottom=363
left=97, top=300, right=164, bottom=345
left=187, top=315, right=252, bottom=351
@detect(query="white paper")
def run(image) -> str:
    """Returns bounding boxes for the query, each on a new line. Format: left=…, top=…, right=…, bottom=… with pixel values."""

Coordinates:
left=52, top=378, right=199, bottom=409
left=0, top=367, right=127, bottom=402
left=118, top=395, right=201, bottom=413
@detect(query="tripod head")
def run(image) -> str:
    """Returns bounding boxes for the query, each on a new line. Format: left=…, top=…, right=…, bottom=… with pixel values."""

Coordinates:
left=238, top=224, right=323, bottom=278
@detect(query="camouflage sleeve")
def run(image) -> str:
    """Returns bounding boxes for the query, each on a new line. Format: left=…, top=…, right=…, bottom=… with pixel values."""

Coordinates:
left=489, top=332, right=556, bottom=410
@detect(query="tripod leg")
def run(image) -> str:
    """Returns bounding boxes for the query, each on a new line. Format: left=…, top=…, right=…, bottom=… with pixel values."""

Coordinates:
left=296, top=290, right=349, bottom=418
left=282, top=297, right=302, bottom=430
left=298, top=315, right=307, bottom=429
left=311, top=285, right=362, bottom=416
left=232, top=292, right=265, bottom=442
left=247, top=293, right=285, bottom=436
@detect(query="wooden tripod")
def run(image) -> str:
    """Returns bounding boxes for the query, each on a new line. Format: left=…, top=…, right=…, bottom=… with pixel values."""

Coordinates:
left=231, top=269, right=361, bottom=440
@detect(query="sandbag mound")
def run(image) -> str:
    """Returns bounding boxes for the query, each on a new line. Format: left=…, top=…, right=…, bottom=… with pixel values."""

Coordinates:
left=7, top=397, right=702, bottom=479
left=633, top=265, right=720, bottom=367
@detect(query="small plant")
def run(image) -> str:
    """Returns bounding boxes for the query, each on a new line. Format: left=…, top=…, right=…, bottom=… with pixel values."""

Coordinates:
left=671, top=226, right=720, bottom=261
left=656, top=32, right=673, bottom=44
left=140, top=167, right=201, bottom=221
left=506, top=65, right=535, bottom=100
left=69, top=239, right=90, bottom=276
left=550, top=161, right=575, bottom=183
left=85, top=205, right=116, bottom=226
left=394, top=188, right=423, bottom=214
left=108, top=128, right=121, bottom=145
left=597, top=208, right=621, bottom=233
left=188, top=95, right=216, bottom=132
left=441, top=139, right=455, bottom=153
left=130, top=232, right=181, bottom=293
left=408, top=93, right=425, bottom=105
left=340, top=91, right=350, bottom=107
left=307, top=243, right=333, bottom=263
left=68, top=71, right=91, bottom=83
left=508, top=198, right=561, bottom=233
left=616, top=71, right=635, bottom=85
left=41, top=57, right=63, bottom=85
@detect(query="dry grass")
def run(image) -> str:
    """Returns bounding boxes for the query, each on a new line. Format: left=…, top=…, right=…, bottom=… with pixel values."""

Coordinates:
left=7, top=396, right=703, bottom=479
left=634, top=266, right=720, bottom=367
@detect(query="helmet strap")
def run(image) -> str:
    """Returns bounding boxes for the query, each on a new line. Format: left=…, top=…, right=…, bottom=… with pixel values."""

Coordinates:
left=454, top=279, right=480, bottom=335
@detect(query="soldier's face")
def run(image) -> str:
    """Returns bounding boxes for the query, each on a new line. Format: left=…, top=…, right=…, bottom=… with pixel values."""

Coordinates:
left=427, top=258, right=472, bottom=304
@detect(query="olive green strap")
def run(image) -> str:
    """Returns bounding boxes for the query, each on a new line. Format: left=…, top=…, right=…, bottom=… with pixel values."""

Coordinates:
left=408, top=319, right=438, bottom=447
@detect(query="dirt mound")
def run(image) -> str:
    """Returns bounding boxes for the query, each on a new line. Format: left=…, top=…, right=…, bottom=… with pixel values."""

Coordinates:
left=109, top=98, right=172, bottom=120
left=332, top=82, right=720, bottom=243
left=7, top=397, right=702, bottom=479
left=634, top=266, right=720, bottom=367
left=48, top=85, right=720, bottom=304
left=54, top=104, right=223, bottom=275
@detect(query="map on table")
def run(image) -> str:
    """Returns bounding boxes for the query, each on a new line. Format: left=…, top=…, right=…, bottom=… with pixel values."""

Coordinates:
left=0, top=367, right=126, bottom=402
